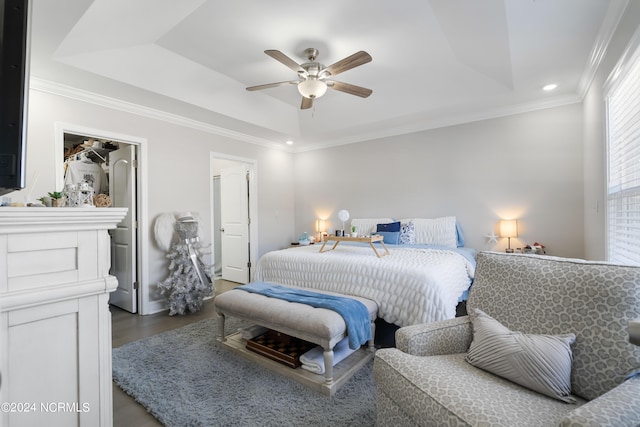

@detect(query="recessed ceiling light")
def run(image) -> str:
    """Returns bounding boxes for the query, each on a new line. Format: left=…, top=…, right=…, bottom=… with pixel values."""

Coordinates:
left=285, top=140, right=294, bottom=145
left=543, top=84, right=558, bottom=91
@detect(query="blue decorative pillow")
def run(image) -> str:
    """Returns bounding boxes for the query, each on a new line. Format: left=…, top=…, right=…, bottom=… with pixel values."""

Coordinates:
left=376, top=231, right=400, bottom=245
left=456, top=222, right=465, bottom=247
left=377, top=221, right=401, bottom=232
left=399, top=221, right=415, bottom=244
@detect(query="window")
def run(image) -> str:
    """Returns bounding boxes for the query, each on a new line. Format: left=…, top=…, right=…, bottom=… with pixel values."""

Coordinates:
left=606, top=34, right=640, bottom=266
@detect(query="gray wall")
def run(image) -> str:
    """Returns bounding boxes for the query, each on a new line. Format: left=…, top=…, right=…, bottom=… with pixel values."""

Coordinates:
left=294, top=103, right=585, bottom=258
left=20, top=89, right=296, bottom=313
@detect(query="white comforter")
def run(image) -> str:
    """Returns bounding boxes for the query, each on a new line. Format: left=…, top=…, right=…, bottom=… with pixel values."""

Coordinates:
left=254, top=244, right=475, bottom=327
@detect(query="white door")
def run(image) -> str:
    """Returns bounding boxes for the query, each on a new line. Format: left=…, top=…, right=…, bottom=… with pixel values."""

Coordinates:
left=220, top=164, right=250, bottom=283
left=109, top=145, right=137, bottom=312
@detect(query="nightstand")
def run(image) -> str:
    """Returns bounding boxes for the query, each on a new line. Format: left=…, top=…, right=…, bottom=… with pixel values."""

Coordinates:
left=288, top=242, right=316, bottom=248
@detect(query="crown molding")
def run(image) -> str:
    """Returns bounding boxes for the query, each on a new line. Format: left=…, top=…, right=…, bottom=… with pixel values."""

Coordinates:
left=29, top=77, right=293, bottom=153
left=577, top=0, right=629, bottom=98
left=293, top=94, right=582, bottom=153
left=30, top=77, right=581, bottom=155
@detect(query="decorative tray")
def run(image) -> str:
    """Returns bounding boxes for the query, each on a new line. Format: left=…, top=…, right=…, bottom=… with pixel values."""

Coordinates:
left=246, top=330, right=316, bottom=369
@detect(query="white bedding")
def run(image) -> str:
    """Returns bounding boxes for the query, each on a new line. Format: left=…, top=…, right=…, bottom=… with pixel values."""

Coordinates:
left=254, top=244, right=475, bottom=327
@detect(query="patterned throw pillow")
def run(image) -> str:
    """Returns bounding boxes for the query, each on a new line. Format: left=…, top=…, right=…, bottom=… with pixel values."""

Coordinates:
left=399, top=221, right=415, bottom=244
left=465, top=309, right=576, bottom=403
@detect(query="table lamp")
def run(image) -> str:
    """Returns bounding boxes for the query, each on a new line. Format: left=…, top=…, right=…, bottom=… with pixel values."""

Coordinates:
left=499, top=219, right=518, bottom=253
left=316, top=219, right=327, bottom=241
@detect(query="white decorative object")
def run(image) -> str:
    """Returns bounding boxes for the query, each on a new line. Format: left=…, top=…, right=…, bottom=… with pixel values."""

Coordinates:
left=154, top=213, right=177, bottom=252
left=0, top=207, right=127, bottom=427
left=64, top=180, right=95, bottom=207
left=485, top=231, right=499, bottom=244
left=298, top=231, right=310, bottom=245
left=337, top=209, right=350, bottom=233
left=157, top=214, right=213, bottom=316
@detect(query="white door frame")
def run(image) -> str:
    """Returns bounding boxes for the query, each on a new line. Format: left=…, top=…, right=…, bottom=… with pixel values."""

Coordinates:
left=54, top=122, right=151, bottom=313
left=210, top=152, right=258, bottom=283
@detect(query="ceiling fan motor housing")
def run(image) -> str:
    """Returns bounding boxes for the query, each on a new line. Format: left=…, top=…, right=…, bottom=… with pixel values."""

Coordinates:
left=304, top=48, right=319, bottom=61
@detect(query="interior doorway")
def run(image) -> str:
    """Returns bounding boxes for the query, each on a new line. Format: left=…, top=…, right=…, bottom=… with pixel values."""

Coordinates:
left=56, top=123, right=148, bottom=314
left=210, top=153, right=258, bottom=284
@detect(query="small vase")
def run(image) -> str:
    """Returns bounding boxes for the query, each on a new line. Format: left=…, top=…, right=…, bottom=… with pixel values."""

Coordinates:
left=351, top=232, right=358, bottom=238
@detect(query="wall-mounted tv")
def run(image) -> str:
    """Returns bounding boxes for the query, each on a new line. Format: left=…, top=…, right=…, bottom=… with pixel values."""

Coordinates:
left=0, top=0, right=30, bottom=196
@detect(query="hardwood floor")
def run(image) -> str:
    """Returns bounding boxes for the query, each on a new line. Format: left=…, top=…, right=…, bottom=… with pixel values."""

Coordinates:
left=111, top=280, right=239, bottom=427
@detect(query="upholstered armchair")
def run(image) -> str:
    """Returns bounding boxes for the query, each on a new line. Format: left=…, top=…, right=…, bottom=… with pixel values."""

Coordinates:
left=373, top=251, right=640, bottom=426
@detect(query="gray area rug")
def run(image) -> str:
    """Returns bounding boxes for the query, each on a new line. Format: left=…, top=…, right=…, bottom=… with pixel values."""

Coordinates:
left=112, top=317, right=377, bottom=426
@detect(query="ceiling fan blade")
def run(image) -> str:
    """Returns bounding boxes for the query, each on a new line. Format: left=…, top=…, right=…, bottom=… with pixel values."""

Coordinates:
left=265, top=50, right=307, bottom=76
left=326, top=81, right=373, bottom=98
left=246, top=80, right=298, bottom=91
left=301, top=96, right=313, bottom=110
left=321, top=51, right=372, bottom=77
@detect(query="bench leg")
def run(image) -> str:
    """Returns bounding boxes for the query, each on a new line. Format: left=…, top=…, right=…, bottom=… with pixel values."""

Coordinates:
left=368, top=320, right=376, bottom=352
left=217, top=312, right=226, bottom=342
left=323, top=348, right=334, bottom=384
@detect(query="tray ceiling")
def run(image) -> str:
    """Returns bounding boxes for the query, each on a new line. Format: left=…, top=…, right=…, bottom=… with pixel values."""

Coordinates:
left=29, top=0, right=627, bottom=151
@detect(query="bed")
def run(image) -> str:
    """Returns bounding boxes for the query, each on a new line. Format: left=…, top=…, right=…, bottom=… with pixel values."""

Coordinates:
left=254, top=216, right=476, bottom=327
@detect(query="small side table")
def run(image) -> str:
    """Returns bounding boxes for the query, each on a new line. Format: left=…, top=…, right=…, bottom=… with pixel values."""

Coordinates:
left=319, top=235, right=390, bottom=258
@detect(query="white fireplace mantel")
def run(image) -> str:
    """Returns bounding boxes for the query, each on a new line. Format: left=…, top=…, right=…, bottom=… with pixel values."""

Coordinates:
left=0, top=207, right=127, bottom=427
left=0, top=207, right=128, bottom=233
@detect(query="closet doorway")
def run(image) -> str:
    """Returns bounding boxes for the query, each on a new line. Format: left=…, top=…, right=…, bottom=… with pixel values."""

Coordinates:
left=57, top=124, right=146, bottom=314
left=210, top=154, right=257, bottom=284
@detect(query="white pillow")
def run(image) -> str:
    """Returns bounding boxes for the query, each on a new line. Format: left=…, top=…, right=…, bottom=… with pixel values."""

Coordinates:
left=349, top=218, right=394, bottom=235
left=398, top=216, right=457, bottom=247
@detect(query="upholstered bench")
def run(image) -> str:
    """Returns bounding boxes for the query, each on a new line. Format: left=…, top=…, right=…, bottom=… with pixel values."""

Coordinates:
left=214, top=284, right=377, bottom=395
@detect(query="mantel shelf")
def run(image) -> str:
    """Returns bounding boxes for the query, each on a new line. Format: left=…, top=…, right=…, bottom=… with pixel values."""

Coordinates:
left=0, top=207, right=127, bottom=233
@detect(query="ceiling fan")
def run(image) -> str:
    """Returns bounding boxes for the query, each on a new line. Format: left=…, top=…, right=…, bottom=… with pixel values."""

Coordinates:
left=246, top=48, right=373, bottom=110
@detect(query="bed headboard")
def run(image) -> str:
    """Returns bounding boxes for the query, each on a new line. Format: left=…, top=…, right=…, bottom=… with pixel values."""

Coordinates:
left=350, top=216, right=464, bottom=247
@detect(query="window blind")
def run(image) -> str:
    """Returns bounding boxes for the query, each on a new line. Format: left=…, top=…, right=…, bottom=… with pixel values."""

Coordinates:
left=606, top=43, right=640, bottom=266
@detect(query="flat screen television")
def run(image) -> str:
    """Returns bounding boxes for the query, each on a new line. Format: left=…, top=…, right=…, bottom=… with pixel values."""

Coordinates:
left=0, top=0, right=30, bottom=197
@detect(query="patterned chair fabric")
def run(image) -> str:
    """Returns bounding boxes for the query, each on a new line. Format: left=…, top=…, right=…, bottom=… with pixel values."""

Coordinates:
left=373, top=251, right=640, bottom=426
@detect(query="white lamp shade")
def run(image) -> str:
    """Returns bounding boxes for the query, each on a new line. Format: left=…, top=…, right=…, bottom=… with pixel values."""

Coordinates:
left=499, top=219, right=518, bottom=238
left=298, top=78, right=328, bottom=99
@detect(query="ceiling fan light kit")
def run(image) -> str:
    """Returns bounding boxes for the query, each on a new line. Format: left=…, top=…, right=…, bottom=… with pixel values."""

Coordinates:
left=246, top=48, right=372, bottom=109
left=298, top=78, right=327, bottom=99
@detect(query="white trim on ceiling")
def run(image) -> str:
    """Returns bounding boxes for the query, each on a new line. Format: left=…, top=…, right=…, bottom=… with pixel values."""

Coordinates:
left=577, top=0, right=629, bottom=98
left=31, top=75, right=588, bottom=154
left=30, top=77, right=291, bottom=153
left=295, top=94, right=583, bottom=153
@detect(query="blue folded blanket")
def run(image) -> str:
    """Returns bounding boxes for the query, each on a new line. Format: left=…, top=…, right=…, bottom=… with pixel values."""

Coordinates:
left=237, top=282, right=372, bottom=350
